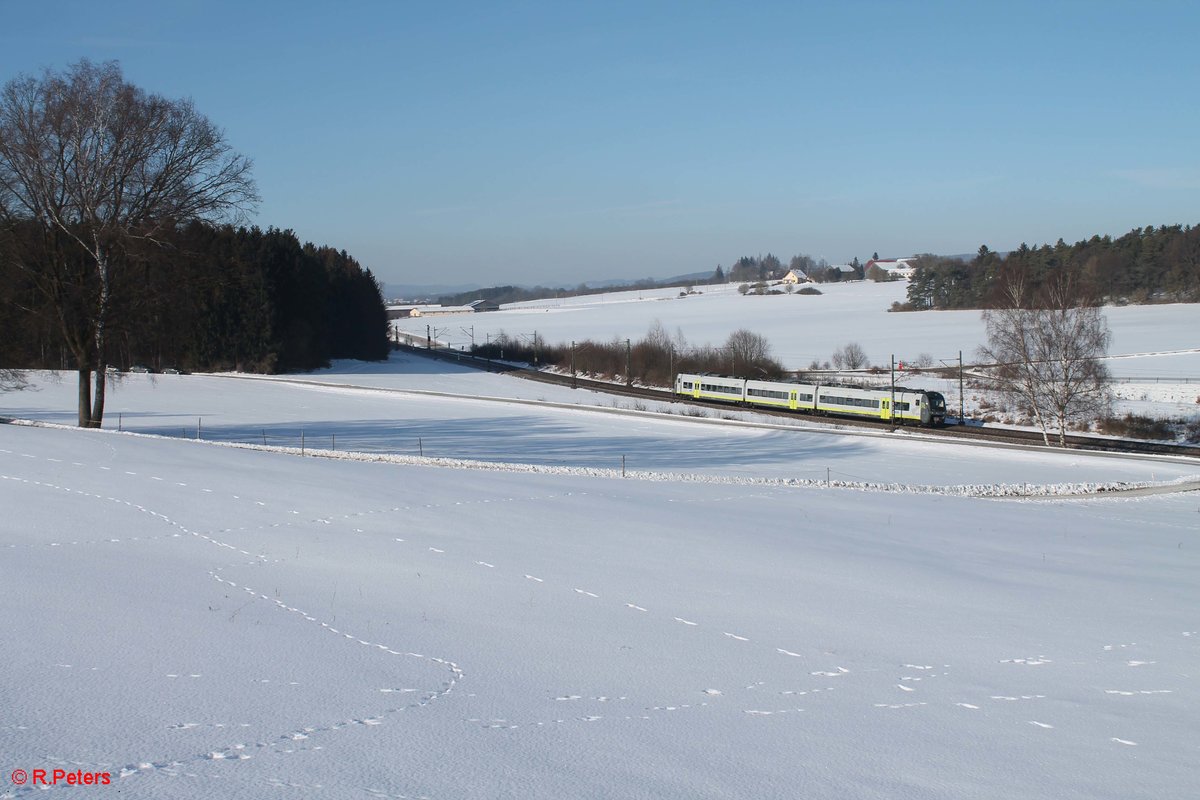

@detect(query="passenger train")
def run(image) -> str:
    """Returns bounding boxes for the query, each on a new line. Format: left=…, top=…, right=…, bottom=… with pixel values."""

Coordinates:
left=674, top=373, right=947, bottom=427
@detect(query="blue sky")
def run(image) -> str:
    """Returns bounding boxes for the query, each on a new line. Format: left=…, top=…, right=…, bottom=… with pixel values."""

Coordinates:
left=3, top=1, right=1198, bottom=287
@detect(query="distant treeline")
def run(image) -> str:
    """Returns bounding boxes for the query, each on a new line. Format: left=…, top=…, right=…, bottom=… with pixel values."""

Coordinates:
left=436, top=252, right=859, bottom=307
left=0, top=222, right=389, bottom=373
left=902, top=224, right=1200, bottom=310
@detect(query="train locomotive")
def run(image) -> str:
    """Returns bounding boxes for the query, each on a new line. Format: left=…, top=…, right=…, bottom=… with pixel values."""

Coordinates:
left=674, top=373, right=947, bottom=427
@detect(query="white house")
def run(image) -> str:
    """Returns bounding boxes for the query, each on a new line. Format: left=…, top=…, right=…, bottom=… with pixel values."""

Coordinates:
left=780, top=269, right=808, bottom=284
left=866, top=258, right=917, bottom=280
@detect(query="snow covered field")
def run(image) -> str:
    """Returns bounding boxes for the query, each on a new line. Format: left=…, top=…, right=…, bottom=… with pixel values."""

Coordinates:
left=392, top=280, right=1200, bottom=385
left=7, top=360, right=1199, bottom=489
left=2, top=360, right=1199, bottom=799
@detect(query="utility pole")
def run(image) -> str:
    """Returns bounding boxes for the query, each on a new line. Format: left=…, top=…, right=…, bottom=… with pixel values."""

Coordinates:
left=625, top=338, right=632, bottom=387
left=426, top=324, right=431, bottom=349
left=534, top=330, right=539, bottom=366
left=571, top=340, right=577, bottom=389
left=890, top=354, right=896, bottom=430
left=959, top=350, right=965, bottom=425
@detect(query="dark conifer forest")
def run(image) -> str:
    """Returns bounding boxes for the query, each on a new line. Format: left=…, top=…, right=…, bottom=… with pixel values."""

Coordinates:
left=902, top=224, right=1200, bottom=311
left=0, top=221, right=390, bottom=373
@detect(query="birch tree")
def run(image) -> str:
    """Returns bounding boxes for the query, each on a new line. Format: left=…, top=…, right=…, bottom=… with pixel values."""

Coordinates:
left=978, top=276, right=1113, bottom=446
left=0, top=60, right=256, bottom=426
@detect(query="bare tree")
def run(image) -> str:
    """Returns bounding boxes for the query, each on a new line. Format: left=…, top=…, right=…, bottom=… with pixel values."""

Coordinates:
left=978, top=277, right=1113, bottom=446
left=1, top=368, right=28, bottom=392
left=724, top=329, right=780, bottom=376
left=0, top=60, right=257, bottom=426
left=831, top=342, right=868, bottom=370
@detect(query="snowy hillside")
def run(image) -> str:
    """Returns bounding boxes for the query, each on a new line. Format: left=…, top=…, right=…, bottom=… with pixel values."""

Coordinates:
left=392, top=280, right=1200, bottom=380
left=3, top=362, right=1199, bottom=799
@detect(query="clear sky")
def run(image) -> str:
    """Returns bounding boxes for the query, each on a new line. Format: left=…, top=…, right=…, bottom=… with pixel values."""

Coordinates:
left=3, top=1, right=1198, bottom=288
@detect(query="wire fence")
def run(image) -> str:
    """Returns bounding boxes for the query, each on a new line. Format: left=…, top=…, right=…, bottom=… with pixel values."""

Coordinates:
left=115, top=416, right=918, bottom=484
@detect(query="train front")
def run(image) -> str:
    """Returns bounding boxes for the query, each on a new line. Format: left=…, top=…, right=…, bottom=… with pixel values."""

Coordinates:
left=924, top=391, right=947, bottom=426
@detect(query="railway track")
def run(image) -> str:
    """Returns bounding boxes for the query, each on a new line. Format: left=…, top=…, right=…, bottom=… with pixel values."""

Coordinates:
left=402, top=345, right=1200, bottom=460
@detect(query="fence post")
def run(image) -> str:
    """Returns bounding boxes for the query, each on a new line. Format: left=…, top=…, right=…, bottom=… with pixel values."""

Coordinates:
left=197, top=417, right=201, bottom=440
left=301, top=430, right=305, bottom=455
left=419, top=437, right=423, bottom=457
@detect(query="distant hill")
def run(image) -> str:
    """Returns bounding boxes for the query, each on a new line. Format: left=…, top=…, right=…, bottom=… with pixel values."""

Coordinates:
left=579, top=271, right=712, bottom=289
left=383, top=283, right=481, bottom=302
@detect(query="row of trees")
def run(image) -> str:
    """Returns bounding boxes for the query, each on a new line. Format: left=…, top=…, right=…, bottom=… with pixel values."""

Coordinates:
left=904, top=226, right=1200, bottom=311
left=470, top=322, right=784, bottom=388
left=0, top=60, right=388, bottom=426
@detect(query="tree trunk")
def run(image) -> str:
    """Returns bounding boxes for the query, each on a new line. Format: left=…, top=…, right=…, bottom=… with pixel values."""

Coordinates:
left=77, top=368, right=93, bottom=427
left=89, top=250, right=111, bottom=428
left=90, top=363, right=106, bottom=428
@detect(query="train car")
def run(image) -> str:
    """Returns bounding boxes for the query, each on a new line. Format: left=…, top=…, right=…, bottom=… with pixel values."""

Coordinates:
left=674, top=373, right=946, bottom=427
left=744, top=378, right=816, bottom=412
left=675, top=373, right=746, bottom=403
left=812, top=384, right=944, bottom=425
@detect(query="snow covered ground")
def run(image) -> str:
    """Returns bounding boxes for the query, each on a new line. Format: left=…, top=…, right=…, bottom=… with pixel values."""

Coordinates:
left=7, top=362, right=1199, bottom=488
left=392, top=280, right=1200, bottom=394
left=3, top=361, right=1199, bottom=799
